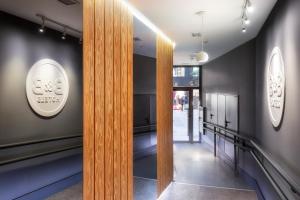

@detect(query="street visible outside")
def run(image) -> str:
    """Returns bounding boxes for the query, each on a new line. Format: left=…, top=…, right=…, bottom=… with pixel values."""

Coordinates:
left=173, top=90, right=199, bottom=142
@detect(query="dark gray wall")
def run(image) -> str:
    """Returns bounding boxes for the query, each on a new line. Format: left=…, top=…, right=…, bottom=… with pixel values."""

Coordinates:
left=202, top=0, right=300, bottom=198
left=0, top=11, right=83, bottom=145
left=134, top=54, right=156, bottom=94
left=0, top=12, right=82, bottom=199
left=202, top=38, right=279, bottom=200
left=202, top=40, right=256, bottom=137
left=255, top=0, right=300, bottom=198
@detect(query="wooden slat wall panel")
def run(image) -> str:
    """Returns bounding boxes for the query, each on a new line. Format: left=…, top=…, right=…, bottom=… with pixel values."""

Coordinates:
left=83, top=0, right=133, bottom=199
left=157, top=36, right=174, bottom=196
left=127, top=12, right=133, bottom=200
left=113, top=0, right=121, bottom=200
left=104, top=0, right=114, bottom=199
left=83, top=0, right=95, bottom=199
left=120, top=4, right=128, bottom=200
left=95, top=0, right=105, bottom=199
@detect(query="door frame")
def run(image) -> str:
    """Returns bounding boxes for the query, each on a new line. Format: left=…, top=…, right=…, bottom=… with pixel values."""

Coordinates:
left=173, top=87, right=200, bottom=143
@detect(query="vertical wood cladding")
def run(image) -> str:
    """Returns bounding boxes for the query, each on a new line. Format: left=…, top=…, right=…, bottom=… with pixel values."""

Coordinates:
left=156, top=37, right=174, bottom=196
left=83, top=0, right=133, bottom=199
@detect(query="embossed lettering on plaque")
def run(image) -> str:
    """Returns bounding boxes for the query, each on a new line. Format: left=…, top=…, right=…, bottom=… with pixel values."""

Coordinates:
left=26, top=59, right=69, bottom=117
left=267, top=47, right=285, bottom=127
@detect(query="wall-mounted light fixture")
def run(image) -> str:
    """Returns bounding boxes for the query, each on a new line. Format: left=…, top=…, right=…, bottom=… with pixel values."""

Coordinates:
left=246, top=0, right=254, bottom=13
left=61, top=27, right=67, bottom=40
left=39, top=16, right=45, bottom=33
left=244, top=15, right=250, bottom=25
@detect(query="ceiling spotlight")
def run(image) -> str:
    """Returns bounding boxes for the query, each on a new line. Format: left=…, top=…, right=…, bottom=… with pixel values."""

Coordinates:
left=39, top=17, right=45, bottom=33
left=247, top=0, right=254, bottom=13
left=244, top=17, right=250, bottom=25
left=61, top=27, right=67, bottom=40
left=242, top=27, right=247, bottom=33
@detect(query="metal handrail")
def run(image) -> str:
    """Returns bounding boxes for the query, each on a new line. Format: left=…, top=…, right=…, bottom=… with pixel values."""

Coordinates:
left=202, top=121, right=249, bottom=141
left=134, top=124, right=156, bottom=129
left=202, top=120, right=300, bottom=199
left=202, top=126, right=251, bottom=151
left=250, top=140, right=300, bottom=197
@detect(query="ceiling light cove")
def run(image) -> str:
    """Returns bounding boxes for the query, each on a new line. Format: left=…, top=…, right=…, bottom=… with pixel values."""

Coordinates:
left=121, top=0, right=175, bottom=48
left=127, top=0, right=277, bottom=65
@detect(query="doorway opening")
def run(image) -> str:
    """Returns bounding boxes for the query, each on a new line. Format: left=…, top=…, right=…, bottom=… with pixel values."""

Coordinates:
left=171, top=66, right=254, bottom=195
left=173, top=66, right=201, bottom=143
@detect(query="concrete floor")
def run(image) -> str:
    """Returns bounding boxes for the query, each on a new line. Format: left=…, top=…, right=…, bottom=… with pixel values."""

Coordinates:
left=46, top=183, right=82, bottom=200
left=134, top=177, right=157, bottom=200
left=47, top=142, right=257, bottom=200
left=159, top=182, right=257, bottom=200
left=134, top=154, right=157, bottom=179
left=174, top=142, right=253, bottom=190
left=46, top=177, right=157, bottom=200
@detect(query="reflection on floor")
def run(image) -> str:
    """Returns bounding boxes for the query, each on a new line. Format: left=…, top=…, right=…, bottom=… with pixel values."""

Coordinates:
left=134, top=154, right=157, bottom=179
left=46, top=183, right=82, bottom=200
left=134, top=177, right=157, bottom=200
left=134, top=155, right=157, bottom=200
left=47, top=142, right=257, bottom=200
left=46, top=177, right=157, bottom=200
left=174, top=142, right=253, bottom=190
left=159, top=182, right=257, bottom=200
left=168, top=142, right=258, bottom=200
left=47, top=154, right=158, bottom=200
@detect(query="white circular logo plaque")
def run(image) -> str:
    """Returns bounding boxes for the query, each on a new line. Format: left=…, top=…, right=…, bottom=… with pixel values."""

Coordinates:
left=26, top=59, right=69, bottom=117
left=267, top=47, right=285, bottom=127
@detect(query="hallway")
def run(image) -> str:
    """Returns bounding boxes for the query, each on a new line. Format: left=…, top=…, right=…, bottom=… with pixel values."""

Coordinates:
left=1, top=0, right=300, bottom=199
left=169, top=142, right=257, bottom=200
left=46, top=142, right=257, bottom=200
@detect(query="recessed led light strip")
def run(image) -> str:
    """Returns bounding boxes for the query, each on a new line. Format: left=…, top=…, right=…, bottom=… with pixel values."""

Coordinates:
left=121, top=0, right=176, bottom=48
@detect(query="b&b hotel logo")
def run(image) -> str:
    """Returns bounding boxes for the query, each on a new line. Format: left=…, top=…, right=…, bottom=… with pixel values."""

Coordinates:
left=26, top=59, right=69, bottom=117
left=267, top=47, right=285, bottom=127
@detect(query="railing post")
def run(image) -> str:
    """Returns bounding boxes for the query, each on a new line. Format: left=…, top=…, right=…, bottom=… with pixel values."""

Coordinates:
left=234, top=136, right=238, bottom=174
left=214, top=126, right=217, bottom=157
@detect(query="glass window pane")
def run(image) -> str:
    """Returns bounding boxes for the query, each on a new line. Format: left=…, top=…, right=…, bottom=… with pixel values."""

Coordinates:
left=173, top=67, right=199, bottom=87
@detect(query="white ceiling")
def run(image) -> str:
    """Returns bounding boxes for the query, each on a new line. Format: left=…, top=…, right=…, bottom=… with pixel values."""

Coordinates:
left=128, top=0, right=277, bottom=65
left=0, top=0, right=82, bottom=37
left=0, top=0, right=278, bottom=63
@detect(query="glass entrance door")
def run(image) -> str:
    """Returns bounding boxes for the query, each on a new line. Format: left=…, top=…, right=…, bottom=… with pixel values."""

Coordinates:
left=173, top=90, right=189, bottom=141
left=193, top=89, right=200, bottom=142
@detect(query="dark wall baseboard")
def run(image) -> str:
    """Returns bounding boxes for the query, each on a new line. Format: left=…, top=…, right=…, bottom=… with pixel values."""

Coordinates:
left=16, top=172, right=82, bottom=200
left=239, top=168, right=265, bottom=200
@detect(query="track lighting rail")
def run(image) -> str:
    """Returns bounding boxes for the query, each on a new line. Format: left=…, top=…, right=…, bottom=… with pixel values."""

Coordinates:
left=36, top=13, right=82, bottom=36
